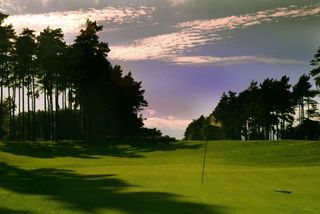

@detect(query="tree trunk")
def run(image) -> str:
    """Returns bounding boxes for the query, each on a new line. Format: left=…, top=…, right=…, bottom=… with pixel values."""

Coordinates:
left=27, top=84, right=31, bottom=140
left=22, top=85, right=25, bottom=140
left=44, top=89, right=47, bottom=141
left=8, top=87, right=12, bottom=140
left=50, top=89, right=54, bottom=141
left=55, top=84, right=59, bottom=141
left=12, top=83, right=16, bottom=140
left=32, top=76, right=36, bottom=141
left=18, top=81, right=21, bottom=141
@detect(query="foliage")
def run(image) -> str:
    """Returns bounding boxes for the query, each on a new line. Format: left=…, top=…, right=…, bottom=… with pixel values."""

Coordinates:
left=310, top=46, right=320, bottom=89
left=0, top=99, right=10, bottom=139
left=184, top=115, right=223, bottom=140
left=0, top=13, right=150, bottom=142
left=186, top=75, right=319, bottom=140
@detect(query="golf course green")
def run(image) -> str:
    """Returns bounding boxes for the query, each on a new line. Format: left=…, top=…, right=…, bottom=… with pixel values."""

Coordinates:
left=0, top=140, right=319, bottom=214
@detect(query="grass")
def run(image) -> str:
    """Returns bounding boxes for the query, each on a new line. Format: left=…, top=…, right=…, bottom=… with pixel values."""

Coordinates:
left=0, top=140, right=320, bottom=214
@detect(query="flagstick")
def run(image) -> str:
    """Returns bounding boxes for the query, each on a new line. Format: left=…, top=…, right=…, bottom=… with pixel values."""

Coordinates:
left=201, top=123, right=209, bottom=184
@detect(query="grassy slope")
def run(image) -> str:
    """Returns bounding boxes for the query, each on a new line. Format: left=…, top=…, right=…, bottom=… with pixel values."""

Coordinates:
left=0, top=140, right=320, bottom=214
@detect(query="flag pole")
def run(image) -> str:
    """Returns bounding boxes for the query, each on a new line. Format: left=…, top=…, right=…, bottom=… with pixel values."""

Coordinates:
left=201, top=121, right=209, bottom=184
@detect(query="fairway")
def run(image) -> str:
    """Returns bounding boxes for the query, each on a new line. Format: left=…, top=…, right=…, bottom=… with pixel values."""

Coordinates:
left=1, top=140, right=320, bottom=214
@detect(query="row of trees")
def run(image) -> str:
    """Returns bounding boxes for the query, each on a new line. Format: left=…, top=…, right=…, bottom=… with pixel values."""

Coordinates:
left=0, top=13, right=149, bottom=141
left=185, top=47, right=320, bottom=140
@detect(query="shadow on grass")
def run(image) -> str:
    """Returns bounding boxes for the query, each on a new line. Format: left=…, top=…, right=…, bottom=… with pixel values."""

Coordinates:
left=0, top=208, right=31, bottom=214
left=0, top=141, right=202, bottom=159
left=0, top=162, right=224, bottom=214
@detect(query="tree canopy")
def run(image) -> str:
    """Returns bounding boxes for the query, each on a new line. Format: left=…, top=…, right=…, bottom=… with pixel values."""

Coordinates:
left=185, top=74, right=319, bottom=140
left=0, top=13, right=151, bottom=142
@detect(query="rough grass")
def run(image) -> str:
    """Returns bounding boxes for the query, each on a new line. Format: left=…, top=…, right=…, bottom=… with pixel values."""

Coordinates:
left=0, top=140, right=319, bottom=214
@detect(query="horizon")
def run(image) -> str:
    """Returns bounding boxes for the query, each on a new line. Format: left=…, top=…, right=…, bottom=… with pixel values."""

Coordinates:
left=1, top=0, right=320, bottom=139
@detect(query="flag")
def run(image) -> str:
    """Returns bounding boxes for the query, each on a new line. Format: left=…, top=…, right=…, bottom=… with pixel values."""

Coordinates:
left=209, top=115, right=222, bottom=127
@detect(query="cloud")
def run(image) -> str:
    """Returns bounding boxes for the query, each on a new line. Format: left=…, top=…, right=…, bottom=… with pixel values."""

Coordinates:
left=0, top=0, right=26, bottom=13
left=145, top=109, right=157, bottom=116
left=172, top=55, right=303, bottom=65
left=144, top=116, right=191, bottom=131
left=110, top=4, right=320, bottom=63
left=40, top=0, right=49, bottom=6
left=111, top=30, right=221, bottom=61
left=4, top=6, right=155, bottom=39
left=170, top=0, right=191, bottom=7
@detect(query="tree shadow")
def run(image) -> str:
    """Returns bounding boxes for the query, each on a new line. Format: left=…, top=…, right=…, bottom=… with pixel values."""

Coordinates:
left=0, top=162, right=225, bottom=214
left=0, top=141, right=203, bottom=159
left=0, top=208, right=31, bottom=214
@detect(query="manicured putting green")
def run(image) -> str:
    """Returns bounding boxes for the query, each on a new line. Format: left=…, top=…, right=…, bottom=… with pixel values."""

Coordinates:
left=0, top=140, right=319, bottom=213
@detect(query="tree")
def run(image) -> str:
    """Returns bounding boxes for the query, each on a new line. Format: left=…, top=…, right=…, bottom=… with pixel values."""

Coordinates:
left=0, top=13, right=15, bottom=139
left=213, top=91, right=242, bottom=139
left=310, top=47, right=320, bottom=89
left=0, top=17, right=148, bottom=142
left=71, top=20, right=147, bottom=141
left=37, top=27, right=67, bottom=141
left=0, top=98, right=10, bottom=139
left=184, top=116, right=207, bottom=140
left=292, top=74, right=318, bottom=124
left=15, top=28, right=38, bottom=140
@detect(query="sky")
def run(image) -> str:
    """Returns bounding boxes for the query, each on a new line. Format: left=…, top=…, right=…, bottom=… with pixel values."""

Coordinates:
left=1, top=0, right=320, bottom=139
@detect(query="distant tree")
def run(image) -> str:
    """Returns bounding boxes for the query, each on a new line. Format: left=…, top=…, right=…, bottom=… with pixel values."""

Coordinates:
left=213, top=91, right=241, bottom=139
left=292, top=74, right=318, bottom=124
left=188, top=76, right=304, bottom=141
left=184, top=115, right=223, bottom=140
left=140, top=127, right=162, bottom=138
left=184, top=115, right=207, bottom=140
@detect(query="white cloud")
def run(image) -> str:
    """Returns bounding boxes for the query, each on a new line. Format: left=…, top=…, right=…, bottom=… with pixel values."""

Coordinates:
left=111, top=30, right=221, bottom=61
left=110, top=4, right=320, bottom=63
left=172, top=55, right=303, bottom=65
left=170, top=0, right=191, bottom=7
left=144, top=116, right=191, bottom=131
left=5, top=6, right=155, bottom=38
left=145, top=109, right=157, bottom=116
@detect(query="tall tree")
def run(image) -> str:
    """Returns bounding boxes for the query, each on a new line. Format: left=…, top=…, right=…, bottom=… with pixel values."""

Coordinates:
left=37, top=27, right=66, bottom=141
left=0, top=13, right=15, bottom=139
left=292, top=74, right=318, bottom=124
left=72, top=20, right=147, bottom=141
left=15, top=28, right=37, bottom=140
left=310, top=47, right=320, bottom=89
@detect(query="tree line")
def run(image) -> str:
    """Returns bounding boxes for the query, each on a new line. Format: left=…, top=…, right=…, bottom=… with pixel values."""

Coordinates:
left=0, top=13, right=160, bottom=142
left=185, top=48, right=320, bottom=140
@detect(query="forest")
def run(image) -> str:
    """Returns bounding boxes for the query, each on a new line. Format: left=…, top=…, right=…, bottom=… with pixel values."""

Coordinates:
left=185, top=49, right=320, bottom=141
left=0, top=13, right=163, bottom=142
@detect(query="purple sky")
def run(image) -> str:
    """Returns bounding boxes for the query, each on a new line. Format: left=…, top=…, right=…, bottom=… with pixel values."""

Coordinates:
left=1, top=0, right=320, bottom=138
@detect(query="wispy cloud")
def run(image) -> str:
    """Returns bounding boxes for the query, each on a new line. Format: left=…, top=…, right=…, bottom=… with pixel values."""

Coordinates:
left=110, top=4, right=320, bottom=63
left=0, top=0, right=26, bottom=13
left=5, top=6, right=155, bottom=38
left=172, top=55, right=303, bottom=65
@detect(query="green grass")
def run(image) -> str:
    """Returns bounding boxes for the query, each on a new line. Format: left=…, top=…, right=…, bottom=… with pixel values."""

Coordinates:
left=0, top=140, right=320, bottom=214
